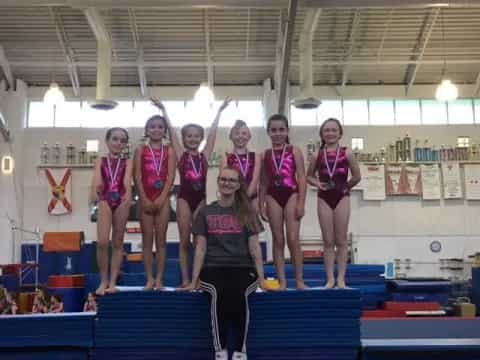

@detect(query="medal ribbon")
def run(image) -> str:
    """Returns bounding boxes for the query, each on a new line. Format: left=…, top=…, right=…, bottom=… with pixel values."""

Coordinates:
left=271, top=145, right=287, bottom=177
left=234, top=151, right=250, bottom=178
left=148, top=143, right=164, bottom=177
left=189, top=153, right=203, bottom=178
left=323, top=145, right=340, bottom=181
left=106, top=155, right=121, bottom=185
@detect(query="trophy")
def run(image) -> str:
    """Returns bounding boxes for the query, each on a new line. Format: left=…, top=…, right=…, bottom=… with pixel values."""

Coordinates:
left=40, top=142, right=50, bottom=164
left=66, top=143, right=76, bottom=164
left=53, top=142, right=61, bottom=164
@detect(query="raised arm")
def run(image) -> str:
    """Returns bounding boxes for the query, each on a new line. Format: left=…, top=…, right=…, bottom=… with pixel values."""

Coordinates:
left=202, top=97, right=232, bottom=160
left=151, top=97, right=184, bottom=161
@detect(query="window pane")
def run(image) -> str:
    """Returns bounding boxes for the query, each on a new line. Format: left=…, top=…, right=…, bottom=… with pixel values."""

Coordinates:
left=421, top=100, right=447, bottom=124
left=290, top=106, right=318, bottom=126
left=28, top=101, right=54, bottom=127
left=107, top=101, right=133, bottom=128
left=80, top=101, right=133, bottom=128
left=352, top=138, right=364, bottom=151
left=132, top=101, right=159, bottom=127
left=447, top=100, right=474, bottom=124
left=81, top=102, right=113, bottom=128
left=317, top=100, right=343, bottom=124
left=343, top=100, right=368, bottom=125
left=237, top=101, right=264, bottom=127
left=54, top=101, right=81, bottom=127
left=395, top=100, right=421, bottom=125
left=475, top=100, right=480, bottom=124
left=133, top=101, right=186, bottom=128
left=369, top=100, right=394, bottom=125
left=214, top=100, right=238, bottom=128
left=185, top=101, right=222, bottom=128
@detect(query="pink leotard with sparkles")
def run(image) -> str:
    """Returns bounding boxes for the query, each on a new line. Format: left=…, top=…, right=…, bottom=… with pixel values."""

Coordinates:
left=226, top=151, right=255, bottom=185
left=178, top=151, right=208, bottom=212
left=264, top=145, right=298, bottom=208
left=99, top=156, right=127, bottom=211
left=141, top=144, right=170, bottom=201
left=316, top=146, right=350, bottom=209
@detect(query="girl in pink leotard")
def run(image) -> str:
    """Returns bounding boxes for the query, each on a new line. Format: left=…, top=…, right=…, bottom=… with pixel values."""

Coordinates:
left=307, top=118, right=361, bottom=288
left=134, top=115, right=177, bottom=290
left=91, top=127, right=133, bottom=295
left=150, top=97, right=231, bottom=288
left=260, top=114, right=307, bottom=290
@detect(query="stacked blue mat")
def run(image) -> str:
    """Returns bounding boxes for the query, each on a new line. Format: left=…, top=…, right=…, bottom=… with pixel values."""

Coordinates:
left=93, top=291, right=214, bottom=360
left=93, top=288, right=361, bottom=360
left=248, top=289, right=361, bottom=360
left=0, top=313, right=95, bottom=360
left=361, top=317, right=480, bottom=360
left=386, top=279, right=452, bottom=305
left=264, top=264, right=386, bottom=309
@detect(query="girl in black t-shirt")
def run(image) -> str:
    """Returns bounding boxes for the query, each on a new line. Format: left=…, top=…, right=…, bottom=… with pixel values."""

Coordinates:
left=182, top=166, right=267, bottom=360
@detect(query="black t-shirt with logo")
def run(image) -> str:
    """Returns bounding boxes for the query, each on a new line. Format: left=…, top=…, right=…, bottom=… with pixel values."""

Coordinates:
left=192, top=201, right=263, bottom=268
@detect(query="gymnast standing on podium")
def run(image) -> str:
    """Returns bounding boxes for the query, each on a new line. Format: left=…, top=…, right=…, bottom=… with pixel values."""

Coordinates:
left=181, top=166, right=267, bottom=360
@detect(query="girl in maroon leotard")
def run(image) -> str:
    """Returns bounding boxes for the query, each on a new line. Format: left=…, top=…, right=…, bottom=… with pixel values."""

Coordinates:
left=134, top=116, right=176, bottom=290
left=307, top=118, right=361, bottom=288
left=260, top=114, right=307, bottom=290
left=150, top=97, right=232, bottom=288
left=91, top=128, right=133, bottom=295
left=221, top=119, right=261, bottom=212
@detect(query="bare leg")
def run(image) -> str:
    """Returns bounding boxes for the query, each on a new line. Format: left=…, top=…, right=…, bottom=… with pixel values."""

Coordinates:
left=140, top=210, right=155, bottom=290
left=153, top=201, right=170, bottom=289
left=108, top=199, right=131, bottom=292
left=177, top=198, right=193, bottom=287
left=96, top=201, right=112, bottom=295
left=266, top=195, right=287, bottom=290
left=317, top=198, right=336, bottom=288
left=334, top=196, right=350, bottom=289
left=284, top=194, right=306, bottom=289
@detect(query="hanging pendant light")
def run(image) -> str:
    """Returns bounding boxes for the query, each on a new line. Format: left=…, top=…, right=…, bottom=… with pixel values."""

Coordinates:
left=435, top=9, right=458, bottom=102
left=194, top=82, right=215, bottom=107
left=435, top=79, right=458, bottom=101
left=43, top=82, right=65, bottom=106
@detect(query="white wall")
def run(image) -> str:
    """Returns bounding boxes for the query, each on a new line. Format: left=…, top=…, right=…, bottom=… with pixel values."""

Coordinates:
left=4, top=83, right=480, bottom=277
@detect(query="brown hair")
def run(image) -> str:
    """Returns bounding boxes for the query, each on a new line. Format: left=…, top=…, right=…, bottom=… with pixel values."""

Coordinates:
left=181, top=123, right=204, bottom=139
left=144, top=115, right=168, bottom=138
left=319, top=118, right=343, bottom=149
left=220, top=166, right=261, bottom=232
left=266, top=113, right=290, bottom=144
left=106, top=127, right=129, bottom=143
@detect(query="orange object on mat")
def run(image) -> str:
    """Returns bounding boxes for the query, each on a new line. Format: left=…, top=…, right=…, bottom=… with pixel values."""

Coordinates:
left=127, top=253, right=143, bottom=262
left=48, top=275, right=86, bottom=288
left=43, top=231, right=84, bottom=252
left=362, top=309, right=406, bottom=318
left=18, top=292, right=36, bottom=314
left=383, top=301, right=441, bottom=311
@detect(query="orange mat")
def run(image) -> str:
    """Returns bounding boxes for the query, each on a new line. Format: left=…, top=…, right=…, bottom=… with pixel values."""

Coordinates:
left=43, top=231, right=84, bottom=252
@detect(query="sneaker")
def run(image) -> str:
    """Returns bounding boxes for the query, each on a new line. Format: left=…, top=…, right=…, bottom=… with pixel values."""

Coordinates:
left=215, top=350, right=228, bottom=360
left=232, top=351, right=247, bottom=360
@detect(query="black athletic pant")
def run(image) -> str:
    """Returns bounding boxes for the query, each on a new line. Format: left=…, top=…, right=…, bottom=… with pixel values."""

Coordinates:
left=200, top=266, right=258, bottom=353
